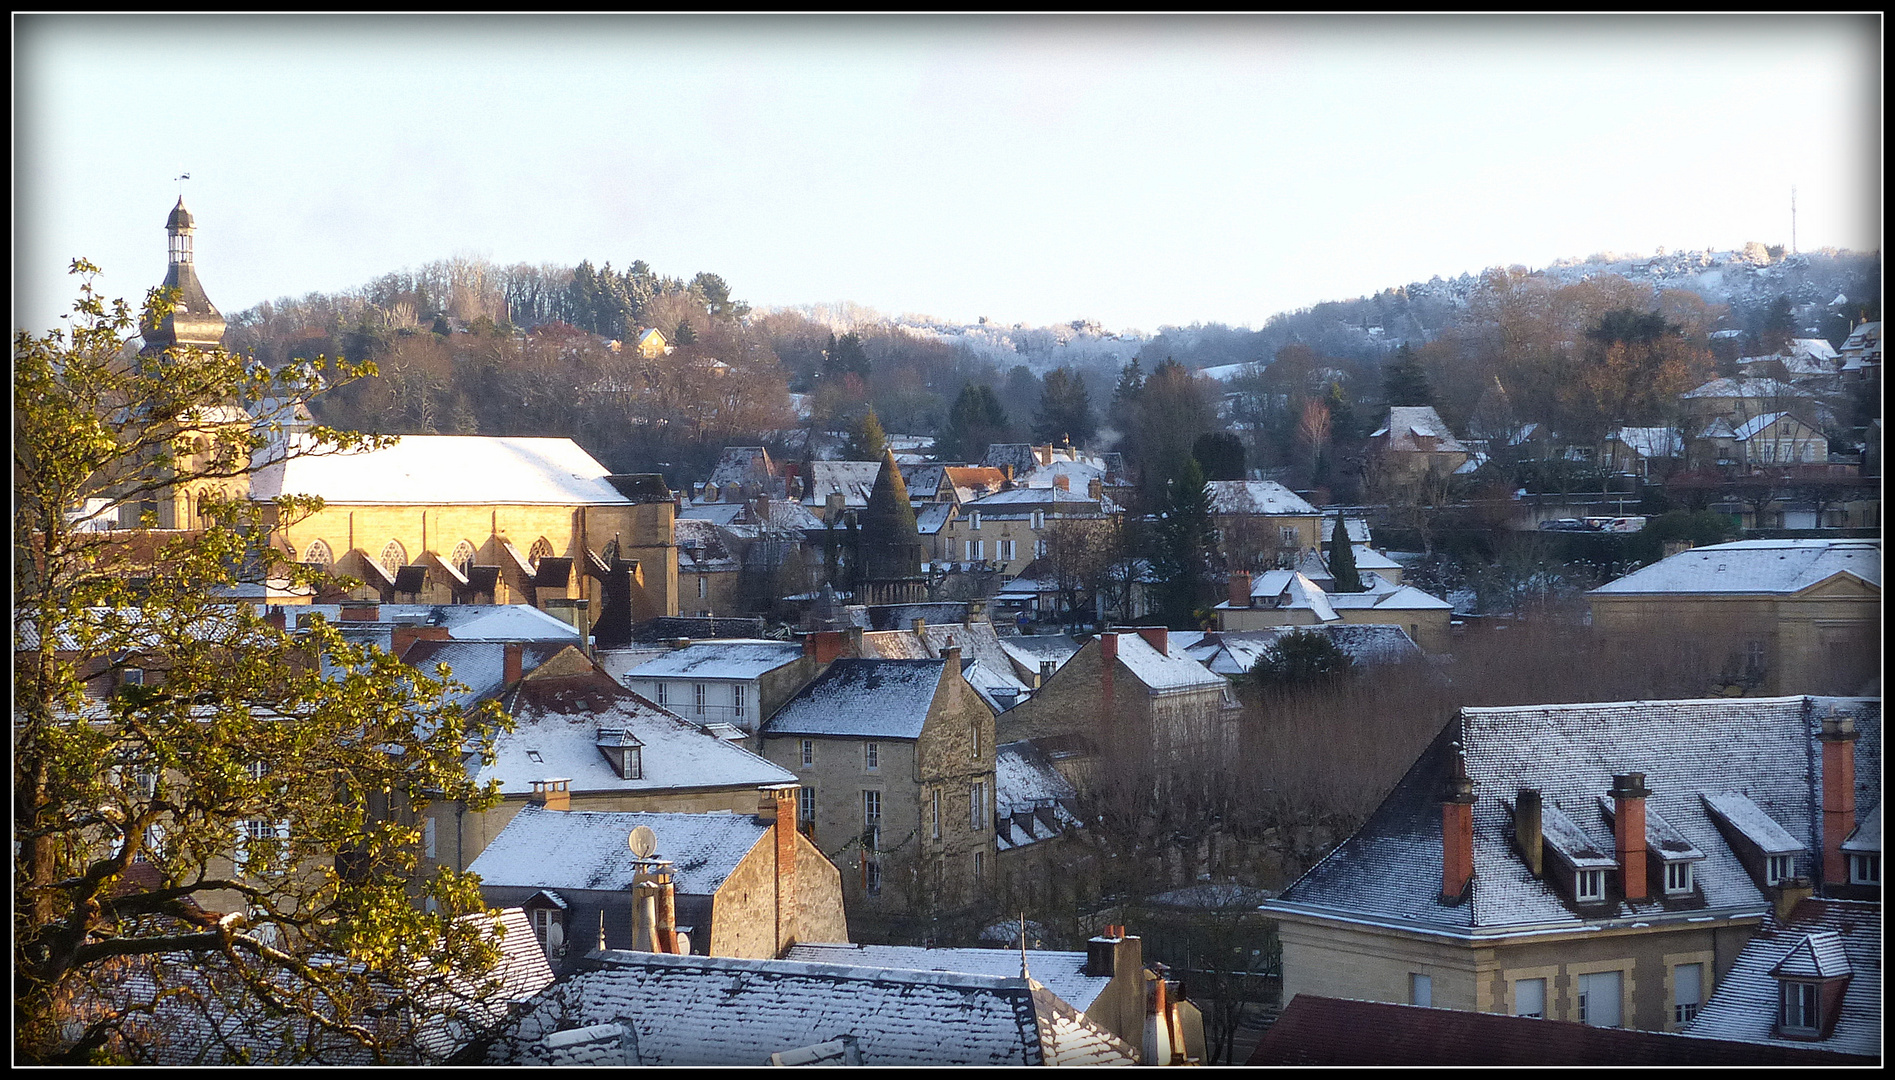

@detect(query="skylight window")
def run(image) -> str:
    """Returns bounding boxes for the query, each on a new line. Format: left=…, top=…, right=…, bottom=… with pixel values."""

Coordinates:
left=526, top=749, right=543, bottom=763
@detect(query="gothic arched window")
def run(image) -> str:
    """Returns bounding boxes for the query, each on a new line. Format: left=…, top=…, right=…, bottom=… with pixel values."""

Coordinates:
left=381, top=541, right=407, bottom=576
left=451, top=540, right=478, bottom=575
left=304, top=540, right=333, bottom=568
left=529, top=537, right=554, bottom=569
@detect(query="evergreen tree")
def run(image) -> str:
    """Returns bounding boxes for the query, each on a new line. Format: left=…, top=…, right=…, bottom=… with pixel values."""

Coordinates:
left=1150, top=458, right=1218, bottom=629
left=1327, top=514, right=1364, bottom=592
left=1031, top=365, right=1096, bottom=445
left=1112, top=358, right=1145, bottom=404
left=822, top=332, right=871, bottom=381
left=1248, top=629, right=1356, bottom=689
left=1382, top=343, right=1434, bottom=407
left=938, top=382, right=1010, bottom=462
left=844, top=407, right=888, bottom=461
left=1192, top=431, right=1246, bottom=481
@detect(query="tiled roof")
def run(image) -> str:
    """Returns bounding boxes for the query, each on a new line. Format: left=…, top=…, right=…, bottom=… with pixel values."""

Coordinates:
left=1682, top=377, right=1810, bottom=400
left=1371, top=406, right=1468, bottom=454
left=1268, top=697, right=1880, bottom=937
left=1205, top=480, right=1319, bottom=516
left=702, top=446, right=776, bottom=489
left=997, top=739, right=1078, bottom=813
left=1732, top=411, right=1805, bottom=441
left=482, top=672, right=794, bottom=796
left=914, top=502, right=955, bottom=534
left=1840, top=799, right=1879, bottom=853
left=1610, top=426, right=1685, bottom=458
left=1589, top=539, right=1881, bottom=596
left=1701, top=792, right=1807, bottom=854
left=471, top=951, right=1137, bottom=1066
left=1251, top=994, right=1872, bottom=1065
left=997, top=633, right=1082, bottom=677
left=250, top=435, right=634, bottom=505
left=620, top=641, right=804, bottom=680
left=673, top=518, right=740, bottom=573
left=783, top=943, right=1110, bottom=1014
left=399, top=639, right=569, bottom=708
left=1323, top=583, right=1454, bottom=613
left=1687, top=899, right=1880, bottom=1057
left=466, top=805, right=766, bottom=896
left=761, top=659, right=945, bottom=739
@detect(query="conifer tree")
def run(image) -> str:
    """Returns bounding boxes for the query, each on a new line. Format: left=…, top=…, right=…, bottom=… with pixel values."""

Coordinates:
left=1328, top=514, right=1364, bottom=592
left=1382, top=343, right=1434, bottom=407
left=844, top=406, right=888, bottom=461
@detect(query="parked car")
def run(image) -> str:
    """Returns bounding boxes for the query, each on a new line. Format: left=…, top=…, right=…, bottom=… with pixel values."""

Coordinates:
left=1538, top=518, right=1597, bottom=532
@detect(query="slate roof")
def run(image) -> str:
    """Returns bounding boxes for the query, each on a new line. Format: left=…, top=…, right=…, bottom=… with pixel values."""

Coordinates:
left=1610, top=426, right=1685, bottom=459
left=761, top=659, right=946, bottom=739
left=1370, top=406, right=1469, bottom=454
left=1686, top=899, right=1880, bottom=1057
left=250, top=435, right=633, bottom=505
left=673, top=518, right=740, bottom=574
left=1108, top=632, right=1228, bottom=693
left=473, top=951, right=1136, bottom=1066
left=1189, top=628, right=1427, bottom=677
left=481, top=671, right=794, bottom=796
left=701, top=446, right=777, bottom=491
left=1250, top=995, right=1872, bottom=1066
left=783, top=943, right=1111, bottom=1015
left=914, top=502, right=955, bottom=535
left=293, top=603, right=583, bottom=644
left=1589, top=539, right=1881, bottom=596
left=1840, top=799, right=1880, bottom=853
left=466, top=806, right=767, bottom=896
left=621, top=641, right=804, bottom=681
left=994, top=740, right=1082, bottom=850
left=399, top=639, right=569, bottom=708
left=998, top=634, right=1083, bottom=678
left=964, top=486, right=1119, bottom=513
left=1266, top=696, right=1880, bottom=938
left=1323, top=583, right=1454, bottom=613
left=1206, top=480, right=1319, bottom=516
left=1682, top=377, right=1810, bottom=400
left=1732, top=411, right=1817, bottom=442
left=800, top=460, right=882, bottom=507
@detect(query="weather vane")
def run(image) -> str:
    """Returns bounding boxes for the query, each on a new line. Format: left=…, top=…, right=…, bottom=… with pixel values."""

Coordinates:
left=175, top=173, right=191, bottom=197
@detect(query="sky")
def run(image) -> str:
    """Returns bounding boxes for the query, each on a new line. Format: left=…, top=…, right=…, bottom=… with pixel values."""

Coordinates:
left=13, top=14, right=1882, bottom=338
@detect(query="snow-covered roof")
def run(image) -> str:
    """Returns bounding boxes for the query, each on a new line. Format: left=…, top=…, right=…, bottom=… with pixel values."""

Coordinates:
left=963, top=486, right=1118, bottom=512
left=701, top=446, right=776, bottom=490
left=1687, top=899, right=1880, bottom=1057
left=1701, top=792, right=1807, bottom=855
left=1539, top=803, right=1619, bottom=870
left=1371, top=407, right=1469, bottom=454
left=466, top=805, right=767, bottom=896
left=1107, top=632, right=1228, bottom=693
left=1243, top=571, right=1339, bottom=622
left=1350, top=545, right=1403, bottom=572
left=1205, top=480, right=1319, bottom=516
left=1267, top=696, right=1880, bottom=936
left=782, top=943, right=1111, bottom=1015
left=1731, top=412, right=1816, bottom=442
left=1590, top=540, right=1880, bottom=596
left=1183, top=626, right=1423, bottom=677
left=482, top=672, right=794, bottom=796
left=1323, top=584, right=1454, bottom=613
left=1611, top=427, right=1685, bottom=459
left=673, top=519, right=741, bottom=574
left=996, top=739, right=1078, bottom=815
left=1682, top=377, right=1810, bottom=401
left=1840, top=799, right=1879, bottom=854
left=914, top=503, right=955, bottom=534
left=250, top=435, right=637, bottom=506
left=476, top=951, right=1136, bottom=1066
left=762, top=659, right=946, bottom=739
left=399, top=640, right=570, bottom=708
left=292, top=603, right=582, bottom=642
left=621, top=641, right=804, bottom=681
left=800, top=460, right=882, bottom=507
left=998, top=634, right=1082, bottom=678
left=1786, top=337, right=1839, bottom=362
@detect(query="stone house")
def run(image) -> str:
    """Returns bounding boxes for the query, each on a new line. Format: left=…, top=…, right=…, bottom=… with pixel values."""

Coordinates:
left=467, top=792, right=848, bottom=971
left=758, top=652, right=998, bottom=933
left=1205, top=480, right=1322, bottom=571
left=422, top=646, right=798, bottom=873
left=1216, top=569, right=1454, bottom=653
left=1588, top=539, right=1880, bottom=697
left=1368, top=406, right=1472, bottom=479
left=615, top=638, right=814, bottom=738
left=1262, top=696, right=1879, bottom=1035
left=939, top=480, right=1121, bottom=578
left=997, top=627, right=1235, bottom=786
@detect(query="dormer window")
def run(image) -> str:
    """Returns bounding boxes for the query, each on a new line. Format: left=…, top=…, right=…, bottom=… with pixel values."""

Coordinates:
left=970, top=511, right=981, bottom=530
left=1575, top=869, right=1605, bottom=902
left=1848, top=853, right=1879, bottom=885
left=596, top=729, right=643, bottom=780
left=1779, top=981, right=1821, bottom=1035
left=1664, top=860, right=1695, bottom=896
left=1766, top=855, right=1794, bottom=885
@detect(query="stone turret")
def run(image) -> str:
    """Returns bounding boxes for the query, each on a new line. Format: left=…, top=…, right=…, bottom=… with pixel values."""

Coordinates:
left=140, top=198, right=226, bottom=355
left=856, top=449, right=927, bottom=604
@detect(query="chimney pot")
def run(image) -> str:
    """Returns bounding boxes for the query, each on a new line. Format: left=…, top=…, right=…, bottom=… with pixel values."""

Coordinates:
left=264, top=605, right=287, bottom=632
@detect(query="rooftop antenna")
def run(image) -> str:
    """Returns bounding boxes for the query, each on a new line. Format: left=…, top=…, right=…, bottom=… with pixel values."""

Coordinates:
left=1018, top=911, right=1030, bottom=980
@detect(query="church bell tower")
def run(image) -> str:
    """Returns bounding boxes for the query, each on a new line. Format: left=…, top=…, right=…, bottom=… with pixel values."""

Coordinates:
left=140, top=197, right=227, bottom=354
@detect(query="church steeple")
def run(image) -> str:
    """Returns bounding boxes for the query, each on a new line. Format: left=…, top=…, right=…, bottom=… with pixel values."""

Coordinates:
left=141, top=197, right=226, bottom=354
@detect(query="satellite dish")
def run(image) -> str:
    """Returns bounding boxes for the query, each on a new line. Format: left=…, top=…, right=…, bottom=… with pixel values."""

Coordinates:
left=628, top=826, right=657, bottom=859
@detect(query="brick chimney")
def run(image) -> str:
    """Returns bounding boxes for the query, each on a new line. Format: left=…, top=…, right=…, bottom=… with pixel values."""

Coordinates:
left=762, top=785, right=799, bottom=953
left=1514, top=788, right=1543, bottom=878
left=803, top=629, right=849, bottom=665
left=1099, top=631, right=1118, bottom=664
left=1134, top=626, right=1168, bottom=655
left=1819, top=711, right=1859, bottom=886
left=1440, top=744, right=1475, bottom=903
left=504, top=641, right=524, bottom=686
left=1088, top=477, right=1103, bottom=501
left=1610, top=773, right=1652, bottom=901
left=1053, top=474, right=1071, bottom=491
left=1228, top=572, right=1253, bottom=609
left=391, top=623, right=451, bottom=659
left=528, top=778, right=570, bottom=812
left=264, top=605, right=287, bottom=633
left=340, top=599, right=380, bottom=621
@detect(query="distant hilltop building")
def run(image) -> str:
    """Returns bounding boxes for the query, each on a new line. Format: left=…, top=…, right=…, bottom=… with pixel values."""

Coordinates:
left=139, top=198, right=226, bottom=354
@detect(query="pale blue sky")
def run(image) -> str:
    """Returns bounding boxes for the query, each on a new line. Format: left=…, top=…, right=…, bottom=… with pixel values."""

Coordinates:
left=14, top=14, right=1881, bottom=338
